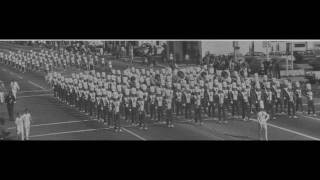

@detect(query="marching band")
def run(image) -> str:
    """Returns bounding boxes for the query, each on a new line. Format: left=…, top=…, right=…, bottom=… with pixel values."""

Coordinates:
left=0, top=47, right=318, bottom=135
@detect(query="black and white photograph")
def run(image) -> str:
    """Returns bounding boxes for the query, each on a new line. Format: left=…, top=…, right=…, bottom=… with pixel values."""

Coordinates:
left=0, top=40, right=319, bottom=141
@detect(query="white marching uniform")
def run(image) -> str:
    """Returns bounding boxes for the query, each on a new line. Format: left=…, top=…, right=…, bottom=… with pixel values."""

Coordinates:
left=23, top=112, right=32, bottom=140
left=15, top=116, right=24, bottom=140
left=11, top=81, right=20, bottom=98
left=257, top=111, right=269, bottom=127
left=0, top=91, right=4, bottom=103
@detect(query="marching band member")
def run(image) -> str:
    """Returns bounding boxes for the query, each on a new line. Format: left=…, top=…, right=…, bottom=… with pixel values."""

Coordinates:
left=194, top=86, right=203, bottom=125
left=264, top=82, right=275, bottom=120
left=137, top=90, right=147, bottom=130
left=305, top=83, right=316, bottom=116
left=273, top=80, right=283, bottom=115
left=96, top=89, right=103, bottom=122
left=175, top=84, right=183, bottom=116
left=10, top=80, right=20, bottom=99
left=182, top=85, right=192, bottom=119
left=156, top=87, right=164, bottom=123
left=123, top=88, right=131, bottom=122
left=285, top=82, right=297, bottom=118
left=253, top=83, right=263, bottom=113
left=230, top=82, right=240, bottom=118
left=165, top=89, right=174, bottom=128
left=294, top=82, right=303, bottom=113
left=257, top=101, right=269, bottom=141
left=207, top=82, right=216, bottom=118
left=218, top=83, right=227, bottom=123
left=107, top=91, right=114, bottom=127
left=15, top=112, right=24, bottom=140
left=130, top=87, right=138, bottom=126
left=113, top=92, right=122, bottom=132
left=22, top=108, right=32, bottom=140
left=240, top=84, right=250, bottom=121
left=149, top=86, right=157, bottom=121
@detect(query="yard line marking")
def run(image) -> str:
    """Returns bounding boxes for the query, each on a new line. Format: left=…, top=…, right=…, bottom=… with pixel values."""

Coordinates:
left=303, top=103, right=320, bottom=106
left=19, top=89, right=52, bottom=93
left=122, top=128, right=146, bottom=141
left=249, top=118, right=320, bottom=140
left=7, top=119, right=96, bottom=130
left=300, top=115, right=320, bottom=122
left=28, top=80, right=46, bottom=90
left=30, top=127, right=112, bottom=138
left=17, top=93, right=53, bottom=99
left=8, top=71, right=23, bottom=79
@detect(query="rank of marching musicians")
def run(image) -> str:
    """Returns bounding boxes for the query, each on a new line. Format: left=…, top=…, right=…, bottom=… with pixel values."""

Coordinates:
left=0, top=50, right=317, bottom=133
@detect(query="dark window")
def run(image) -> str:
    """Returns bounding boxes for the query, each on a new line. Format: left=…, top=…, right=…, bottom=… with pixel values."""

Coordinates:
left=294, top=43, right=306, bottom=48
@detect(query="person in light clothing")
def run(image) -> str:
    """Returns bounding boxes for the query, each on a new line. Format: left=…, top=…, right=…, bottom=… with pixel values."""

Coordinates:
left=22, top=108, right=32, bottom=140
left=15, top=112, right=24, bottom=140
left=257, top=101, right=270, bottom=141
left=10, top=80, right=20, bottom=99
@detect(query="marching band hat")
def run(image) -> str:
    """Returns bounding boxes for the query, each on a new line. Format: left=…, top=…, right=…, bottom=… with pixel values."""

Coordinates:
left=125, top=88, right=130, bottom=95
left=131, top=88, right=137, bottom=94
left=306, top=83, right=311, bottom=90
left=113, top=91, right=119, bottom=99
left=150, top=86, right=155, bottom=93
left=266, top=82, right=271, bottom=89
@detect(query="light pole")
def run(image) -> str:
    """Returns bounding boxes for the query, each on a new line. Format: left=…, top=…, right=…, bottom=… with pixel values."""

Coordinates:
left=291, top=41, right=294, bottom=70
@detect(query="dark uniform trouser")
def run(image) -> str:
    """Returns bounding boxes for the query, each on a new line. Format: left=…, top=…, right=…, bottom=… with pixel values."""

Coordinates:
left=107, top=109, right=113, bottom=125
left=218, top=104, right=226, bottom=122
left=175, top=101, right=182, bottom=116
left=131, top=107, right=137, bottom=124
left=308, top=100, right=315, bottom=115
left=85, top=99, right=90, bottom=113
left=145, top=102, right=149, bottom=115
left=208, top=102, right=215, bottom=117
left=150, top=104, right=156, bottom=120
left=296, top=98, right=303, bottom=112
left=255, top=101, right=261, bottom=113
left=248, top=98, right=253, bottom=112
left=102, top=107, right=107, bottom=122
left=166, top=109, right=172, bottom=125
left=97, top=105, right=102, bottom=120
left=202, top=100, right=208, bottom=114
left=275, top=98, right=283, bottom=113
left=138, top=111, right=146, bottom=127
left=231, top=100, right=240, bottom=116
left=287, top=101, right=295, bottom=116
left=157, top=106, right=163, bottom=122
left=194, top=106, right=202, bottom=123
left=7, top=103, right=14, bottom=121
left=184, top=103, right=191, bottom=119
left=114, top=112, right=120, bottom=129
left=124, top=106, right=130, bottom=121
left=241, top=102, right=250, bottom=119
left=266, top=101, right=274, bottom=120
left=283, top=99, right=288, bottom=112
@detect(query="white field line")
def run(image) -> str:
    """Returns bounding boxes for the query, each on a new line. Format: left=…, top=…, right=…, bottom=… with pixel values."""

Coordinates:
left=17, top=93, right=53, bottom=99
left=121, top=128, right=147, bottom=141
left=19, top=89, right=51, bottom=93
left=30, top=127, right=112, bottom=138
left=249, top=118, right=320, bottom=140
left=7, top=119, right=95, bottom=130
left=300, top=115, right=320, bottom=122
left=28, top=80, right=46, bottom=90
left=8, top=71, right=23, bottom=79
